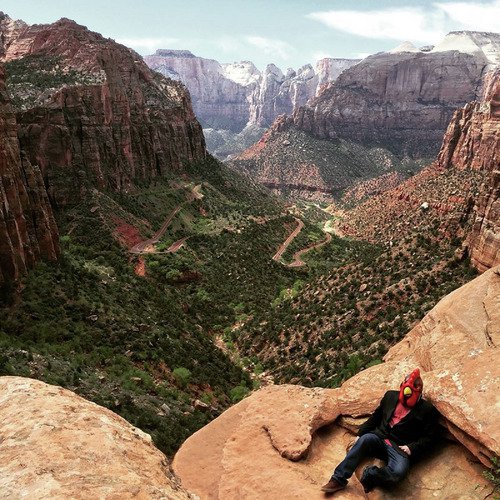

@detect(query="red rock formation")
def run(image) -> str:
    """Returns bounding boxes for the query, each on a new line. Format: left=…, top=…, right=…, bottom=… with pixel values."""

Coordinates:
left=293, top=34, right=498, bottom=158
left=173, top=267, right=500, bottom=499
left=0, top=16, right=206, bottom=206
left=0, top=63, right=58, bottom=286
left=437, top=70, right=500, bottom=271
left=0, top=377, right=193, bottom=499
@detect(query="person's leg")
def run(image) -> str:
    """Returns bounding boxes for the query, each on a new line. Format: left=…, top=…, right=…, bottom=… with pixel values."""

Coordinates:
left=330, top=433, right=387, bottom=485
left=360, top=444, right=410, bottom=490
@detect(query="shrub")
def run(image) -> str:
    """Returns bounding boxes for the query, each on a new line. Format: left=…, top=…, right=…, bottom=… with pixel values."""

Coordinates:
left=230, top=385, right=249, bottom=402
left=173, top=367, right=192, bottom=388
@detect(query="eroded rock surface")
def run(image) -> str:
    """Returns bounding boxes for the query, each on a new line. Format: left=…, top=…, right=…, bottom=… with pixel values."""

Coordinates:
left=0, top=15, right=206, bottom=206
left=294, top=32, right=499, bottom=158
left=0, top=62, right=58, bottom=286
left=0, top=377, right=193, bottom=499
left=174, top=267, right=499, bottom=499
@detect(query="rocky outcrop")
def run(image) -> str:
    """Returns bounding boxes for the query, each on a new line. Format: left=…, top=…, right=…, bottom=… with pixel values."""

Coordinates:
left=174, top=266, right=500, bottom=499
left=0, top=63, right=58, bottom=286
left=146, top=50, right=251, bottom=131
left=315, top=58, right=361, bottom=94
left=0, top=376, right=193, bottom=499
left=470, top=168, right=500, bottom=271
left=293, top=31, right=499, bottom=158
left=437, top=70, right=499, bottom=271
left=230, top=115, right=422, bottom=202
left=0, top=15, right=206, bottom=206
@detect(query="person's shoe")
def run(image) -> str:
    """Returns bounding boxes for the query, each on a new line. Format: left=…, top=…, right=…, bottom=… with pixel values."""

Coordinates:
left=320, top=478, right=345, bottom=493
left=360, top=466, right=377, bottom=493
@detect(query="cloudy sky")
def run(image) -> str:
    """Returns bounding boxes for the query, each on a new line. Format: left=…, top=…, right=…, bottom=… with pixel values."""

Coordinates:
left=2, top=0, right=499, bottom=69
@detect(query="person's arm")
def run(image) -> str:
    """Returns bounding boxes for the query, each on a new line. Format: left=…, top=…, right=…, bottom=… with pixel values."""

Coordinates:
left=407, top=404, right=440, bottom=458
left=357, top=392, right=387, bottom=436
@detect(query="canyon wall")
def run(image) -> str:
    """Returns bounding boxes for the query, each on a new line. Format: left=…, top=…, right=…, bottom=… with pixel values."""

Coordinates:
left=145, top=49, right=359, bottom=157
left=293, top=32, right=499, bottom=158
left=437, top=69, right=499, bottom=271
left=0, top=16, right=206, bottom=206
left=0, top=63, right=58, bottom=286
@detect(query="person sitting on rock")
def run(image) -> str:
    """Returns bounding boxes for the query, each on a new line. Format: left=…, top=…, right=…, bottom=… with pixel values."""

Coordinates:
left=321, top=368, right=439, bottom=495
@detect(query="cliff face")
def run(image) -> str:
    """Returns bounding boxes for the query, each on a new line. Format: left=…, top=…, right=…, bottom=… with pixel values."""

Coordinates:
left=0, top=63, right=58, bottom=286
left=437, top=70, right=499, bottom=271
left=0, top=16, right=206, bottom=206
left=146, top=50, right=359, bottom=132
left=293, top=46, right=491, bottom=158
left=145, top=50, right=251, bottom=131
left=174, top=267, right=500, bottom=499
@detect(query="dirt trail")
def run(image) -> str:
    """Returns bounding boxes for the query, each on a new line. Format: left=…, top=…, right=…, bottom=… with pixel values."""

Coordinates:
left=129, top=206, right=182, bottom=254
left=129, top=184, right=201, bottom=255
left=288, top=232, right=332, bottom=267
left=272, top=218, right=304, bottom=261
left=167, top=237, right=189, bottom=253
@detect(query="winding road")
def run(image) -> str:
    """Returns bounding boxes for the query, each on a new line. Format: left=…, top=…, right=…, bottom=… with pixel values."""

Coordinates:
left=272, top=218, right=304, bottom=262
left=287, top=231, right=332, bottom=267
left=129, top=184, right=201, bottom=255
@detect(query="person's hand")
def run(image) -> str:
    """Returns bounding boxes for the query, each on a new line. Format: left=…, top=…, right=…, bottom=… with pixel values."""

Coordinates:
left=399, top=445, right=411, bottom=455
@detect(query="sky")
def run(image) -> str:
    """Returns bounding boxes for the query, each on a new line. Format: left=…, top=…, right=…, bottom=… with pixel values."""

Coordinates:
left=2, top=0, right=499, bottom=70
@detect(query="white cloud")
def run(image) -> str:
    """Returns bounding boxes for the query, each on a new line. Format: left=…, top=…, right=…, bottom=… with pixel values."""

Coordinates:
left=306, top=7, right=446, bottom=43
left=213, top=36, right=243, bottom=53
left=306, top=1, right=500, bottom=45
left=115, top=37, right=180, bottom=54
left=435, top=0, right=500, bottom=32
left=245, top=36, right=294, bottom=60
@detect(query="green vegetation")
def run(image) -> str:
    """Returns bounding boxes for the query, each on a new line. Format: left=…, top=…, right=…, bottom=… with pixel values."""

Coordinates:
left=237, top=224, right=478, bottom=387
left=0, top=155, right=481, bottom=457
left=5, top=54, right=105, bottom=110
left=483, top=456, right=500, bottom=493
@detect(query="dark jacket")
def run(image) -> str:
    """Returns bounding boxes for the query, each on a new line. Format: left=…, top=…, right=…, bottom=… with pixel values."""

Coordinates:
left=357, top=390, right=439, bottom=460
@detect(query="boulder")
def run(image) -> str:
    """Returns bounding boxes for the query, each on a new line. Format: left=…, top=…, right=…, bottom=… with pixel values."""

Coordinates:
left=0, top=377, right=192, bottom=499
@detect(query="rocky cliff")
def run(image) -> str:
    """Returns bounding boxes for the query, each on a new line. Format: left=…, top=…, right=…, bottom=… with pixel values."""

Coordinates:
left=145, top=49, right=359, bottom=158
left=174, top=266, right=500, bottom=499
left=145, top=50, right=251, bottom=131
left=0, top=15, right=206, bottom=206
left=0, top=63, right=58, bottom=287
left=0, top=377, right=193, bottom=499
left=293, top=31, right=499, bottom=158
left=436, top=70, right=499, bottom=271
left=232, top=33, right=499, bottom=202
left=230, top=114, right=426, bottom=202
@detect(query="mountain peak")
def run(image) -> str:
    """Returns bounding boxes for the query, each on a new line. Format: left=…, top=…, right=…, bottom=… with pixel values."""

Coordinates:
left=432, top=31, right=500, bottom=65
left=154, top=49, right=195, bottom=58
left=389, top=41, right=420, bottom=54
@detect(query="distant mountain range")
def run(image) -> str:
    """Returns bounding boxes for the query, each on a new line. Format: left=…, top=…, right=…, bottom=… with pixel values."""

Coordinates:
left=230, top=31, right=500, bottom=200
left=145, top=50, right=359, bottom=158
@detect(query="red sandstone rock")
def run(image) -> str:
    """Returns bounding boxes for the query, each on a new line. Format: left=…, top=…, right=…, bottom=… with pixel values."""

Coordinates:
left=0, top=377, right=193, bottom=499
left=0, top=16, right=206, bottom=206
left=436, top=70, right=500, bottom=271
left=173, top=267, right=500, bottom=499
left=0, top=63, right=58, bottom=286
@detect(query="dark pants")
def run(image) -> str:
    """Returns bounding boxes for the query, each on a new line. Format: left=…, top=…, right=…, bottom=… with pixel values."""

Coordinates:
left=332, top=432, right=410, bottom=488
